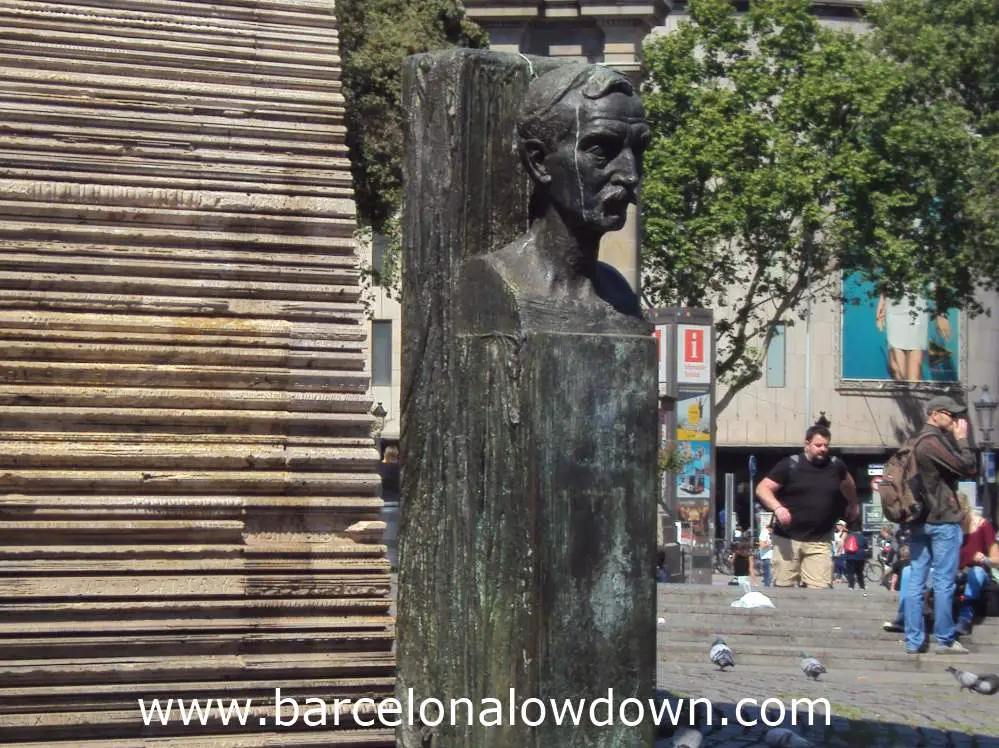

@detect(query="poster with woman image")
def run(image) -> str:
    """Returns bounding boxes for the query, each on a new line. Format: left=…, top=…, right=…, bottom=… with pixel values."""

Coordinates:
left=841, top=272, right=960, bottom=382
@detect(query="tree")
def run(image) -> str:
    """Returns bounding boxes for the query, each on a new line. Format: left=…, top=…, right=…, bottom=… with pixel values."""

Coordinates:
left=338, top=0, right=487, bottom=286
left=861, top=0, right=999, bottom=311
left=640, top=0, right=999, bottom=411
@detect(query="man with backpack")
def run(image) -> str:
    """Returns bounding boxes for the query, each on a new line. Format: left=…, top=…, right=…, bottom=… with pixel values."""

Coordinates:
left=895, top=395, right=977, bottom=654
left=756, top=423, right=859, bottom=588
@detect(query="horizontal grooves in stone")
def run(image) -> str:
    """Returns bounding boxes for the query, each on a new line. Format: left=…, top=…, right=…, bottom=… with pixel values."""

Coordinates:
left=3, top=734, right=394, bottom=747
left=0, top=1, right=392, bottom=744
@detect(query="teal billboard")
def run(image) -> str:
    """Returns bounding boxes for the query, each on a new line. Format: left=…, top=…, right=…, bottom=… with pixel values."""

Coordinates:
left=841, top=272, right=960, bottom=382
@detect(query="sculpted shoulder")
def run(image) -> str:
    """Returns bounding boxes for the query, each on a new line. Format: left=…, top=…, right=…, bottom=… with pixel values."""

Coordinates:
left=455, top=243, right=524, bottom=336
left=457, top=235, right=651, bottom=336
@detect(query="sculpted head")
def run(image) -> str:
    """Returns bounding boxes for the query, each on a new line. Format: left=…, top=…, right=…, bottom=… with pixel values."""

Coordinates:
left=517, top=64, right=650, bottom=237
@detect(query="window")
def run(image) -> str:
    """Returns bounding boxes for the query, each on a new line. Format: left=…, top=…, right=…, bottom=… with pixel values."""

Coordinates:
left=372, top=234, right=388, bottom=283
left=372, top=321, right=392, bottom=386
left=765, top=322, right=786, bottom=388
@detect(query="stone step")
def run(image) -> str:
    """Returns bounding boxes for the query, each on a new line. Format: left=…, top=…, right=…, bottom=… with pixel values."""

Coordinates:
left=0, top=630, right=395, bottom=660
left=1, top=732, right=394, bottom=748
left=4, top=733, right=393, bottom=748
left=657, top=641, right=999, bottom=671
left=659, top=620, right=999, bottom=646
left=0, top=673, right=394, bottom=708
left=659, top=597, right=901, bottom=611
left=0, top=598, right=392, bottom=625
left=0, top=652, right=396, bottom=687
left=0, top=702, right=392, bottom=742
left=657, top=608, right=999, bottom=632
left=0, top=573, right=389, bottom=600
left=659, top=600, right=906, bottom=621
left=660, top=584, right=898, bottom=604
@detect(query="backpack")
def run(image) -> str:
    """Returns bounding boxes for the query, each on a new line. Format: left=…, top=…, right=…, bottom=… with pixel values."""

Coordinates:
left=843, top=533, right=859, bottom=554
left=789, top=454, right=839, bottom=470
left=878, top=433, right=935, bottom=524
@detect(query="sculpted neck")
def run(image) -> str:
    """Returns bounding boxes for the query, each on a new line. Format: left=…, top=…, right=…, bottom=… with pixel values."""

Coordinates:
left=530, top=205, right=602, bottom=290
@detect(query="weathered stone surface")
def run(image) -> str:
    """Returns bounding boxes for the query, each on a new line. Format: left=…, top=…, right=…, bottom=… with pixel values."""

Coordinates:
left=0, top=1, right=393, bottom=744
left=397, top=49, right=657, bottom=746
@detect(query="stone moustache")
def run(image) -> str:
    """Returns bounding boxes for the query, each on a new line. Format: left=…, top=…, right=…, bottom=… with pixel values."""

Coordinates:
left=459, top=63, right=652, bottom=335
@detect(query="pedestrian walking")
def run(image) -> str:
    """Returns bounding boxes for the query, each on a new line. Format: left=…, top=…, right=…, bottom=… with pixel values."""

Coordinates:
left=843, top=526, right=868, bottom=593
left=758, top=517, right=774, bottom=588
left=755, top=422, right=860, bottom=588
left=832, top=520, right=848, bottom=583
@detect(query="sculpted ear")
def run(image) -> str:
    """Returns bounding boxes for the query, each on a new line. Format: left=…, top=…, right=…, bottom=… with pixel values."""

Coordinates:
left=520, top=138, right=551, bottom=185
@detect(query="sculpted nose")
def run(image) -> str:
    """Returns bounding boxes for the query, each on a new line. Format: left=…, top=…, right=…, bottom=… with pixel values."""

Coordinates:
left=612, top=149, right=640, bottom=186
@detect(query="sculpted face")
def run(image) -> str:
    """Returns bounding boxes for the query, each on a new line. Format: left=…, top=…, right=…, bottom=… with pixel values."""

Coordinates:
left=537, top=89, right=650, bottom=235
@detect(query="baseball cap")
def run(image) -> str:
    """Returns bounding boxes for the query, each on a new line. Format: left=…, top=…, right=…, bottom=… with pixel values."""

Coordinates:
left=926, top=395, right=967, bottom=416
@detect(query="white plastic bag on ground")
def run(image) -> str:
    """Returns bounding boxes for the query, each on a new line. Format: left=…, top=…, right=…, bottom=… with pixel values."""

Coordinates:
left=730, top=578, right=775, bottom=609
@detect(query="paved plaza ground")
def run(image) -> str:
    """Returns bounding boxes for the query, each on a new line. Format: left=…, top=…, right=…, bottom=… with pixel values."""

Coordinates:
left=391, top=573, right=999, bottom=745
left=655, top=575, right=999, bottom=747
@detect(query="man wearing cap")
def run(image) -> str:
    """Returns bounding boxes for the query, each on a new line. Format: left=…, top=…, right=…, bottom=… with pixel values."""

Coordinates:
left=903, top=394, right=978, bottom=655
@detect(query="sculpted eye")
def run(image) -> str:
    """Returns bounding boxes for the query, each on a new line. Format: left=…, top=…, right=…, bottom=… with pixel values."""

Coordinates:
left=586, top=144, right=608, bottom=163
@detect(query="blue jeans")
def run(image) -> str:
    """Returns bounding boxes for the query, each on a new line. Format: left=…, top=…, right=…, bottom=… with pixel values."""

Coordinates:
left=759, top=558, right=773, bottom=587
left=958, top=566, right=990, bottom=622
left=833, top=555, right=847, bottom=580
left=895, top=564, right=911, bottom=622
left=904, top=523, right=962, bottom=650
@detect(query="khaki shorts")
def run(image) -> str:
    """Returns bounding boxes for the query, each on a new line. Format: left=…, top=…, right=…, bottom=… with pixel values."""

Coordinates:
left=772, top=536, right=832, bottom=588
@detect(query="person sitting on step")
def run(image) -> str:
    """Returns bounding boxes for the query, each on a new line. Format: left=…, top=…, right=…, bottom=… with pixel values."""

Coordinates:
left=955, top=495, right=999, bottom=636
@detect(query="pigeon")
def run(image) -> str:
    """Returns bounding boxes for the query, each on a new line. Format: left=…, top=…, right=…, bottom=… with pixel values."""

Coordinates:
left=709, top=636, right=734, bottom=671
left=973, top=674, right=999, bottom=695
left=946, top=666, right=980, bottom=690
left=798, top=651, right=826, bottom=680
left=764, top=727, right=813, bottom=747
left=670, top=727, right=703, bottom=748
left=948, top=667, right=999, bottom=694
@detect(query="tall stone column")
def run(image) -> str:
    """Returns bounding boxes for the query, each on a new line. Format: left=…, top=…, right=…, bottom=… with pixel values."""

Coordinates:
left=397, top=49, right=658, bottom=747
left=0, top=1, right=394, bottom=744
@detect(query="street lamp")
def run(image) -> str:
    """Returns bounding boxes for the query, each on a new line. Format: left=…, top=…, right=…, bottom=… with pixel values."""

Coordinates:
left=974, top=386, right=997, bottom=525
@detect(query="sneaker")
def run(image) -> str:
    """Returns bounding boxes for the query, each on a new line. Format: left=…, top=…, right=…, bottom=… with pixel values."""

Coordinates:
left=956, top=619, right=973, bottom=637
left=883, top=621, right=904, bottom=633
left=936, top=641, right=970, bottom=655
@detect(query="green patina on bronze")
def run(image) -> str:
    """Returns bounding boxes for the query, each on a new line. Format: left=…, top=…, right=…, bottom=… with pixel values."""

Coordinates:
left=396, top=49, right=659, bottom=746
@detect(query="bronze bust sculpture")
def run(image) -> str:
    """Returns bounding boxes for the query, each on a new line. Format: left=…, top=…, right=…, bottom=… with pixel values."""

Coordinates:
left=459, top=63, right=652, bottom=335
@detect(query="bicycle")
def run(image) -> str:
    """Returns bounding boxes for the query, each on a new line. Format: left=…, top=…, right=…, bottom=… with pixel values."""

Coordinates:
left=866, top=543, right=892, bottom=584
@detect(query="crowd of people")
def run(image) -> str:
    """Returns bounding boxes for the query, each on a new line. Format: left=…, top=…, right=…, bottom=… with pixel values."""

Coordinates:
left=724, top=396, right=994, bottom=654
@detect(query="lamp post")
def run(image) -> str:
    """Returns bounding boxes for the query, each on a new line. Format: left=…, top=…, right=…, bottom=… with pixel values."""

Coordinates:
left=974, top=386, right=997, bottom=526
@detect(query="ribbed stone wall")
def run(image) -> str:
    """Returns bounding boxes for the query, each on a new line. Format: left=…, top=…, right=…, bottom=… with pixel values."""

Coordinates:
left=0, top=1, right=394, bottom=745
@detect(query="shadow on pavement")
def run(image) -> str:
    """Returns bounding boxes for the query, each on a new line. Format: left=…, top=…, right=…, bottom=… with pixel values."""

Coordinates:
left=654, top=689, right=999, bottom=747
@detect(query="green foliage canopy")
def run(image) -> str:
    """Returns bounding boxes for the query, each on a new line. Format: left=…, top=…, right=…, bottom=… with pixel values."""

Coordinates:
left=640, top=0, right=999, bottom=409
left=338, top=0, right=487, bottom=235
left=863, top=0, right=999, bottom=308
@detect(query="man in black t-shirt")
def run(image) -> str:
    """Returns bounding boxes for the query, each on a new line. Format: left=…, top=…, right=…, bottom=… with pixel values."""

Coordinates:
left=755, top=424, right=860, bottom=588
